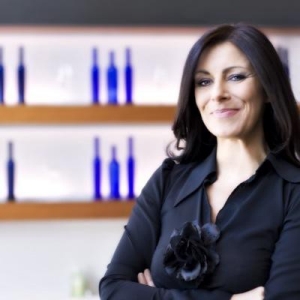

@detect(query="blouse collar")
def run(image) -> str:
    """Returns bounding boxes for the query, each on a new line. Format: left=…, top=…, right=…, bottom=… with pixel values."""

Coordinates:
left=267, top=152, right=300, bottom=183
left=174, top=149, right=217, bottom=207
left=173, top=148, right=300, bottom=207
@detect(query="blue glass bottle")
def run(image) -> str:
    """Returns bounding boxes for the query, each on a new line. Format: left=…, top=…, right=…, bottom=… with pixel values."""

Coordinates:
left=127, top=137, right=135, bottom=199
left=7, top=141, right=15, bottom=201
left=125, top=48, right=133, bottom=104
left=18, top=47, right=25, bottom=104
left=91, top=48, right=100, bottom=104
left=93, top=137, right=102, bottom=200
left=0, top=47, right=5, bottom=104
left=107, top=51, right=118, bottom=104
left=109, top=146, right=120, bottom=199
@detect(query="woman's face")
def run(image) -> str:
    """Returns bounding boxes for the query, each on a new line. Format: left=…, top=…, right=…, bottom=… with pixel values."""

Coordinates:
left=194, top=42, right=266, bottom=141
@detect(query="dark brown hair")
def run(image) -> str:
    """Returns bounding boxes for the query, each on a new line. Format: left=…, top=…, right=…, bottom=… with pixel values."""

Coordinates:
left=168, top=23, right=300, bottom=165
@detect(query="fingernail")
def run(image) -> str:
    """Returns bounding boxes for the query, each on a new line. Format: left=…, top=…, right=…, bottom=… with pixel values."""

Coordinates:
left=149, top=281, right=154, bottom=287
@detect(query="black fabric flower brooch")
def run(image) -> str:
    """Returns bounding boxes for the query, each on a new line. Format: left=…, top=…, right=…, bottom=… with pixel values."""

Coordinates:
left=163, top=220, right=220, bottom=286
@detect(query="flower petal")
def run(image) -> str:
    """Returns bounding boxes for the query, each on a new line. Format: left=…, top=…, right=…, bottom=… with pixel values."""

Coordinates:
left=180, top=222, right=196, bottom=237
left=181, top=262, right=201, bottom=281
left=165, top=265, right=178, bottom=276
left=164, top=246, right=176, bottom=264
left=201, top=223, right=220, bottom=245
left=163, top=220, right=221, bottom=285
left=205, top=249, right=220, bottom=273
left=170, top=234, right=182, bottom=249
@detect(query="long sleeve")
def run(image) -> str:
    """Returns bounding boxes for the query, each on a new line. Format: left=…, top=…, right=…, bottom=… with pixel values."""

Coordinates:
left=99, top=160, right=232, bottom=300
left=264, top=185, right=300, bottom=300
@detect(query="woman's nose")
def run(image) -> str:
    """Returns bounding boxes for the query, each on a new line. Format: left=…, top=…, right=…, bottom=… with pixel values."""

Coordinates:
left=211, top=81, right=229, bottom=102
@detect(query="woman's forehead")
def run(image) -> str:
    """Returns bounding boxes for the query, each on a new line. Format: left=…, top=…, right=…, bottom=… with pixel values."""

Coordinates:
left=196, top=42, right=251, bottom=71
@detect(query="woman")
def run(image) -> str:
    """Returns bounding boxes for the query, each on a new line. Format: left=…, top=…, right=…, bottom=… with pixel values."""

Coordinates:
left=99, top=24, right=300, bottom=300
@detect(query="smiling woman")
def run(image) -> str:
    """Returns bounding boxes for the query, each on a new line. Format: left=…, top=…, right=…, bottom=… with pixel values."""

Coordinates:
left=99, top=24, right=300, bottom=300
left=195, top=42, right=266, bottom=143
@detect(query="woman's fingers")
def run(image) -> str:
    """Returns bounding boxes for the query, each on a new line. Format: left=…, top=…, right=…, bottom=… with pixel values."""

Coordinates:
left=137, top=272, right=147, bottom=285
left=137, top=269, right=155, bottom=287
left=144, top=269, right=155, bottom=287
left=231, top=286, right=265, bottom=300
left=250, top=286, right=264, bottom=298
left=255, top=286, right=265, bottom=297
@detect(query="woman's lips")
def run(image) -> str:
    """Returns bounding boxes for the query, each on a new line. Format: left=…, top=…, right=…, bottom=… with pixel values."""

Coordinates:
left=213, top=108, right=239, bottom=118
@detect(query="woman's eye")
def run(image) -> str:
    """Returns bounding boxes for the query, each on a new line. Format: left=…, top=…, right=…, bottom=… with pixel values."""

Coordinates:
left=228, top=74, right=247, bottom=81
left=195, top=79, right=212, bottom=87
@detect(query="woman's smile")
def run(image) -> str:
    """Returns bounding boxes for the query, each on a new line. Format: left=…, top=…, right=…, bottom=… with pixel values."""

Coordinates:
left=212, top=108, right=240, bottom=118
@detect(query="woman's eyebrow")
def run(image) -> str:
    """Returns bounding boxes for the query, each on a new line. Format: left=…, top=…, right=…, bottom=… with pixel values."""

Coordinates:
left=195, top=66, right=250, bottom=75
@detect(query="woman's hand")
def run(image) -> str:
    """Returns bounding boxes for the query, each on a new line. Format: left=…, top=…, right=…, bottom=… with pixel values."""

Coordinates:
left=137, top=269, right=155, bottom=287
left=231, top=286, right=264, bottom=300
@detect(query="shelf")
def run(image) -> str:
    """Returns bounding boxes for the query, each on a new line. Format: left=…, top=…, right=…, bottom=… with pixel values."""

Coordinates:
left=0, top=104, right=298, bottom=125
left=0, top=105, right=176, bottom=124
left=0, top=201, right=135, bottom=221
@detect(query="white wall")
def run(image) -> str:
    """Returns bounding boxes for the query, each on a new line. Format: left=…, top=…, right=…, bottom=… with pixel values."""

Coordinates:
left=0, top=28, right=299, bottom=299
left=0, top=219, right=125, bottom=299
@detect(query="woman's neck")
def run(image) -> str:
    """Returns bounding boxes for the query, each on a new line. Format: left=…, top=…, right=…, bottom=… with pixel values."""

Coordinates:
left=216, top=138, right=268, bottom=182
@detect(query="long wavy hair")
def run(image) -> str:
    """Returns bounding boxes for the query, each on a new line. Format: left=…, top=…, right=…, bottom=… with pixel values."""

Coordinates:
left=168, top=23, right=300, bottom=165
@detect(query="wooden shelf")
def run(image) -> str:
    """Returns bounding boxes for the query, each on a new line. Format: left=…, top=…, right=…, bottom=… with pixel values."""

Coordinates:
left=0, top=105, right=176, bottom=124
left=0, top=104, right=298, bottom=125
left=0, top=201, right=135, bottom=221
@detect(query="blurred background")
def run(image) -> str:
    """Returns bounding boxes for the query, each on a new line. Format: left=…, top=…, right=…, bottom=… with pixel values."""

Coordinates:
left=1, top=0, right=300, bottom=299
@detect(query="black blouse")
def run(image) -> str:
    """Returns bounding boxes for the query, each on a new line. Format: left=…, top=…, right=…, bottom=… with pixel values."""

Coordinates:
left=100, top=149, right=300, bottom=300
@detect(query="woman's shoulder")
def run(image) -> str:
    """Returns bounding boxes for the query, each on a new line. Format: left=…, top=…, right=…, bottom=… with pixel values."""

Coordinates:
left=145, top=158, right=199, bottom=192
left=160, top=157, right=200, bottom=181
left=267, top=153, right=300, bottom=184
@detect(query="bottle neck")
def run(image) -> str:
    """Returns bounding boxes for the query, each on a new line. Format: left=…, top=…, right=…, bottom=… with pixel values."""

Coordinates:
left=8, top=142, right=13, bottom=160
left=94, top=138, right=99, bottom=156
left=109, top=51, right=115, bottom=66
left=19, top=48, right=24, bottom=65
left=111, top=146, right=116, bottom=160
left=93, top=48, right=98, bottom=65
left=126, top=48, right=131, bottom=65
left=128, top=137, right=133, bottom=156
